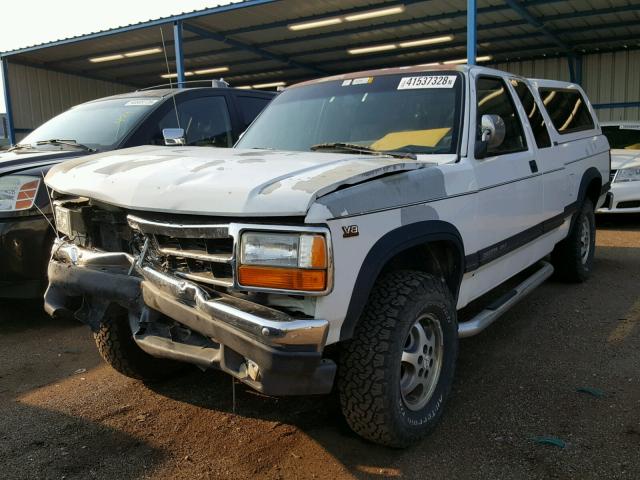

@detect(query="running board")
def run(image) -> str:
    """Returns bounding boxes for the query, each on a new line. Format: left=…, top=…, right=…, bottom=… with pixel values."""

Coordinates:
left=458, top=261, right=554, bottom=338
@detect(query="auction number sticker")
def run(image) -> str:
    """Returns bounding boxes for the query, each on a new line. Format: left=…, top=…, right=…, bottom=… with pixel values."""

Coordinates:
left=397, top=75, right=457, bottom=90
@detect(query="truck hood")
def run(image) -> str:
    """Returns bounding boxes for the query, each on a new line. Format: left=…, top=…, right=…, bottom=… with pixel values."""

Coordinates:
left=0, top=148, right=88, bottom=176
left=611, top=149, right=640, bottom=170
left=45, top=145, right=434, bottom=216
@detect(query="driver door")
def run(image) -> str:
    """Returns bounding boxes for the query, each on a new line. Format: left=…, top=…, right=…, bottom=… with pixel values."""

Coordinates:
left=467, top=74, right=543, bottom=299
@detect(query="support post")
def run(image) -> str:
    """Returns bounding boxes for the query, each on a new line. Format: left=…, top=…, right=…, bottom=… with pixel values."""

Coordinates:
left=1, top=57, right=15, bottom=145
left=575, top=55, right=583, bottom=85
left=173, top=21, right=185, bottom=87
left=467, top=0, right=477, bottom=65
left=568, top=55, right=576, bottom=83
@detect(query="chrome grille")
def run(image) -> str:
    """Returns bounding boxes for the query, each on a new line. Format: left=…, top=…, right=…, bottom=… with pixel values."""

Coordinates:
left=128, top=215, right=235, bottom=288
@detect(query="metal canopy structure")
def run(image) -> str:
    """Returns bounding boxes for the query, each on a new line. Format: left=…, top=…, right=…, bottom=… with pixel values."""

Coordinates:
left=2, top=0, right=640, bottom=143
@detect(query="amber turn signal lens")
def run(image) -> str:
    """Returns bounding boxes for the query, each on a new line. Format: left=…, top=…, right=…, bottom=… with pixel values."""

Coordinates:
left=238, top=265, right=327, bottom=291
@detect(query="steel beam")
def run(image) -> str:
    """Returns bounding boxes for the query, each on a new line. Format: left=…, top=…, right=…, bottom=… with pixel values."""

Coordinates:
left=173, top=21, right=186, bottom=87
left=1, top=57, right=15, bottom=145
left=505, top=0, right=570, bottom=52
left=182, top=23, right=326, bottom=75
left=467, top=0, right=477, bottom=65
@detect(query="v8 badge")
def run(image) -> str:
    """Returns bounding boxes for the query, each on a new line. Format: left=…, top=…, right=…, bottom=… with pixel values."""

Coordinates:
left=342, top=225, right=359, bottom=238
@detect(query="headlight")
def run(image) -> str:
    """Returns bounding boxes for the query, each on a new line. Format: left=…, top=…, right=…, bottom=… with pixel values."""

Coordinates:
left=239, top=231, right=329, bottom=292
left=0, top=176, right=40, bottom=211
left=614, top=167, right=640, bottom=183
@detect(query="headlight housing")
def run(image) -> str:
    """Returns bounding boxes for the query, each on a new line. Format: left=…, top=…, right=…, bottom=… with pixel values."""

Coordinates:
left=614, top=167, right=640, bottom=183
left=0, top=176, right=40, bottom=211
left=238, top=231, right=329, bottom=293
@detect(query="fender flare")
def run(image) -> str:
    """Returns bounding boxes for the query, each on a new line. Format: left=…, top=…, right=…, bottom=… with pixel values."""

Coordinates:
left=577, top=166, right=603, bottom=206
left=569, top=167, right=603, bottom=230
left=338, top=220, right=465, bottom=341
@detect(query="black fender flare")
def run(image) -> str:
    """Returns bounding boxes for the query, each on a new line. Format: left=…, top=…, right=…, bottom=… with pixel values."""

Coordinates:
left=577, top=166, right=604, bottom=206
left=338, top=220, right=465, bottom=341
left=569, top=167, right=603, bottom=230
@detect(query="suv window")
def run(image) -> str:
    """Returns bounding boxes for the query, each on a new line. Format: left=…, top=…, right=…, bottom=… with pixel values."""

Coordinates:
left=538, top=88, right=595, bottom=134
left=161, top=96, right=233, bottom=147
left=236, top=96, right=271, bottom=127
left=476, top=77, right=527, bottom=155
left=129, top=95, right=234, bottom=147
left=510, top=80, right=551, bottom=149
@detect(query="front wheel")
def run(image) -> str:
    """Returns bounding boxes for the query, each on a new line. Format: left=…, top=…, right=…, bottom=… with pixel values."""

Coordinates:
left=338, top=270, right=458, bottom=447
left=552, top=198, right=596, bottom=282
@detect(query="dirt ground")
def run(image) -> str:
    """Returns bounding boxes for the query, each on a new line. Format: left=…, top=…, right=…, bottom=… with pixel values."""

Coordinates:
left=1, top=216, right=638, bottom=480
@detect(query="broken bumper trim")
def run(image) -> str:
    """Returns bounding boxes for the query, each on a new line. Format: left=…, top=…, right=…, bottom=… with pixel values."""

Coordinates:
left=45, top=240, right=335, bottom=395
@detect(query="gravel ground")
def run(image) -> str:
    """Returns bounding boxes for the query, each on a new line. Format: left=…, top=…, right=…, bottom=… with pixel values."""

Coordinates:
left=0, top=215, right=638, bottom=480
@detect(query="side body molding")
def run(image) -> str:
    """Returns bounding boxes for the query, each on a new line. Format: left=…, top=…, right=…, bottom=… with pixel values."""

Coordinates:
left=339, top=220, right=465, bottom=341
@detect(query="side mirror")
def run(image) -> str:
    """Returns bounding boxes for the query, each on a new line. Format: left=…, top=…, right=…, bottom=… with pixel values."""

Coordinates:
left=475, top=114, right=506, bottom=159
left=163, top=128, right=186, bottom=146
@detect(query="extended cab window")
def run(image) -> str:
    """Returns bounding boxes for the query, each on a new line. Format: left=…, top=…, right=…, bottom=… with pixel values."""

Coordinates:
left=237, top=72, right=463, bottom=155
left=538, top=88, right=595, bottom=134
left=476, top=77, right=527, bottom=155
left=510, top=79, right=551, bottom=149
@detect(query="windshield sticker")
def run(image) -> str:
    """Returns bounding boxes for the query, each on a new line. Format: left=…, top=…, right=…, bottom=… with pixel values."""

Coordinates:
left=397, top=75, right=457, bottom=90
left=124, top=99, right=159, bottom=106
left=352, top=77, right=374, bottom=85
left=341, top=79, right=353, bottom=86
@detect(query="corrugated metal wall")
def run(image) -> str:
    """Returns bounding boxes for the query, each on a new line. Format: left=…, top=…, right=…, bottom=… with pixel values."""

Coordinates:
left=493, top=50, right=640, bottom=122
left=8, top=62, right=130, bottom=140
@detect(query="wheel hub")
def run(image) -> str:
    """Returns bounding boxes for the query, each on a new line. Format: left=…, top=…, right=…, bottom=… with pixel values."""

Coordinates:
left=579, top=216, right=591, bottom=264
left=400, top=313, right=443, bottom=411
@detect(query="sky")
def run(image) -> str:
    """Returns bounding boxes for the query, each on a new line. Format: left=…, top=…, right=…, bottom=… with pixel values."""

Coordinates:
left=0, top=0, right=239, bottom=112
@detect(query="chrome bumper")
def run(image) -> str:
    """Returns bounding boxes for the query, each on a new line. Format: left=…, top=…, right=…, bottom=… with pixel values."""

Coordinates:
left=47, top=239, right=329, bottom=351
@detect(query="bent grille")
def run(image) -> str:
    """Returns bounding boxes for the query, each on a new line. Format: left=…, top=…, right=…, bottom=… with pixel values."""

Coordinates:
left=128, top=215, right=235, bottom=288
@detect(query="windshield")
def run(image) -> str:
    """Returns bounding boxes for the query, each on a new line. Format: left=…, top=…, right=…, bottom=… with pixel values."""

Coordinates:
left=237, top=71, right=463, bottom=155
left=603, top=125, right=640, bottom=150
left=21, top=98, right=159, bottom=151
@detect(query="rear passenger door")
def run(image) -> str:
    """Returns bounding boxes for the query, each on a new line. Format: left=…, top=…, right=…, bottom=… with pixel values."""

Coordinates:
left=509, top=79, right=563, bottom=222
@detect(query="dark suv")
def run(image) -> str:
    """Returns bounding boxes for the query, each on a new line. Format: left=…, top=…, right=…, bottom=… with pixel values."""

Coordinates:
left=0, top=86, right=275, bottom=297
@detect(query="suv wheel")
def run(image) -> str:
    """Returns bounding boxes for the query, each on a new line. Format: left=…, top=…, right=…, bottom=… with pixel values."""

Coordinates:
left=552, top=198, right=596, bottom=282
left=338, top=270, right=458, bottom=447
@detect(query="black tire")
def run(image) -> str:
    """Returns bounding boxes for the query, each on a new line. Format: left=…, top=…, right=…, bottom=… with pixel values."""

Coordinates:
left=551, top=198, right=596, bottom=283
left=338, top=270, right=458, bottom=447
left=94, top=306, right=181, bottom=381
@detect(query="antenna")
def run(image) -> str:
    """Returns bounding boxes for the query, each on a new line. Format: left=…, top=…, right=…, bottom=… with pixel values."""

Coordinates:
left=159, top=26, right=181, bottom=129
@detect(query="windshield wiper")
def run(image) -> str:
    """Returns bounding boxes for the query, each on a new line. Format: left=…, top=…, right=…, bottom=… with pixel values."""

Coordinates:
left=7, top=143, right=36, bottom=152
left=35, top=139, right=95, bottom=152
left=310, top=142, right=416, bottom=160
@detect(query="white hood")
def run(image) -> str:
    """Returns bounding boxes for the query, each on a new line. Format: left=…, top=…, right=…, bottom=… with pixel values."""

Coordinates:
left=611, top=149, right=640, bottom=170
left=45, top=145, right=433, bottom=216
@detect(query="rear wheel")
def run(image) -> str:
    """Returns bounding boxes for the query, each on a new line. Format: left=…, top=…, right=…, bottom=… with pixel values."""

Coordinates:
left=552, top=198, right=596, bottom=282
left=338, top=270, right=458, bottom=447
left=94, top=305, right=181, bottom=381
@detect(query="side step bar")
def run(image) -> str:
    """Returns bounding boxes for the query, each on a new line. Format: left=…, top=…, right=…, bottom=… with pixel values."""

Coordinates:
left=458, top=261, right=554, bottom=338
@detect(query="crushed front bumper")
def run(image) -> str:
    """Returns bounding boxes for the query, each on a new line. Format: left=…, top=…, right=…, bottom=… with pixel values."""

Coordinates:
left=45, top=240, right=336, bottom=395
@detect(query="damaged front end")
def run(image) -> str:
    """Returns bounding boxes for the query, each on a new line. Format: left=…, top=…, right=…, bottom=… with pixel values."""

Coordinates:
left=45, top=198, right=335, bottom=395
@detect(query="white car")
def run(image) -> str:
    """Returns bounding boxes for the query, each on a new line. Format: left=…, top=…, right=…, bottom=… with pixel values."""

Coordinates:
left=598, top=122, right=640, bottom=213
left=44, top=65, right=609, bottom=447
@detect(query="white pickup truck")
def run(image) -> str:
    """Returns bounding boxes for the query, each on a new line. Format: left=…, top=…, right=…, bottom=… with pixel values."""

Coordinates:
left=44, top=65, right=609, bottom=447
